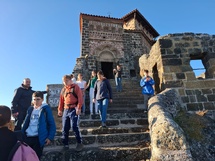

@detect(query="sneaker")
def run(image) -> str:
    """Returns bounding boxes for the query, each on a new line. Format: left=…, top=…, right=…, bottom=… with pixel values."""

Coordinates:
left=102, top=122, right=107, bottom=128
left=75, top=143, right=84, bottom=152
left=63, top=145, right=69, bottom=150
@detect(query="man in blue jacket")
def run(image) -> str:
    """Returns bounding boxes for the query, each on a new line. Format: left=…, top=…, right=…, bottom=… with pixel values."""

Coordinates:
left=140, top=70, right=155, bottom=113
left=11, top=78, right=47, bottom=131
left=22, top=91, right=56, bottom=159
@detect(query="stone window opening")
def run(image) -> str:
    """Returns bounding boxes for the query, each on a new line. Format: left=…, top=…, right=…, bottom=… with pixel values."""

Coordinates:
left=190, top=59, right=206, bottom=79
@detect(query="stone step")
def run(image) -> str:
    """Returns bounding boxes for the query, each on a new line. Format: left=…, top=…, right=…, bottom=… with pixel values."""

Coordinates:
left=86, top=91, right=142, bottom=95
left=56, top=126, right=149, bottom=136
left=52, top=110, right=147, bottom=130
left=84, top=101, right=144, bottom=107
left=78, top=118, right=148, bottom=128
left=53, top=132, right=150, bottom=147
left=79, top=112, right=147, bottom=120
left=82, top=108, right=146, bottom=115
left=42, top=145, right=150, bottom=161
left=109, top=100, right=143, bottom=104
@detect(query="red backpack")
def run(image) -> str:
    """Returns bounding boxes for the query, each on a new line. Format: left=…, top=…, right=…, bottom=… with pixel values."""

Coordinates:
left=7, top=138, right=39, bottom=161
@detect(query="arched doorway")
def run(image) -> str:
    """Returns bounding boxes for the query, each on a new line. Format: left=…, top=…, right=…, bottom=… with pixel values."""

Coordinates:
left=98, top=51, right=115, bottom=79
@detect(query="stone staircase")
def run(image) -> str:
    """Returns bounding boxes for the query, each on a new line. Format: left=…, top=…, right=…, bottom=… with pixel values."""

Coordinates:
left=41, top=79, right=150, bottom=161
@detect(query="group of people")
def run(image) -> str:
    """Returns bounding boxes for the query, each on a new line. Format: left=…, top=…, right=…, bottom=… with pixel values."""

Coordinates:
left=1, top=89, right=56, bottom=160
left=69, top=70, right=99, bottom=115
left=0, top=66, right=155, bottom=160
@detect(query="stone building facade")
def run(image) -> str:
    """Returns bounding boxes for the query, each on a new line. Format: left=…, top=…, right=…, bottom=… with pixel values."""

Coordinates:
left=72, top=9, right=159, bottom=80
left=139, top=33, right=215, bottom=119
left=47, top=9, right=159, bottom=108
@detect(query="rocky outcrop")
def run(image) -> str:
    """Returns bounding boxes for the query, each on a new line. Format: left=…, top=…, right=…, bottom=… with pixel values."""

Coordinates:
left=148, top=88, right=193, bottom=161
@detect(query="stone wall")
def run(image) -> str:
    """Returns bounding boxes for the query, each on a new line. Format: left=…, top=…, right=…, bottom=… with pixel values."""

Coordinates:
left=139, top=33, right=215, bottom=119
left=46, top=84, right=63, bottom=108
left=148, top=88, right=193, bottom=161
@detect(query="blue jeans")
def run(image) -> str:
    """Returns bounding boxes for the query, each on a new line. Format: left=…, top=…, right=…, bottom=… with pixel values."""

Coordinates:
left=115, top=77, right=122, bottom=92
left=62, top=108, right=82, bottom=145
left=81, top=89, right=86, bottom=113
left=97, top=98, right=109, bottom=123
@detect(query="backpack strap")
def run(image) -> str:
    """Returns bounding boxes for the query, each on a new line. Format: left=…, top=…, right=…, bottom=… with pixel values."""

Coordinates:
left=61, top=86, right=78, bottom=99
left=7, top=141, right=21, bottom=161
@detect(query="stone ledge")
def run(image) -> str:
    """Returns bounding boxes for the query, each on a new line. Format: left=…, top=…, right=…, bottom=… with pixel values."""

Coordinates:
left=41, top=146, right=150, bottom=161
left=55, top=126, right=148, bottom=136
left=148, top=88, right=193, bottom=161
left=53, top=132, right=149, bottom=146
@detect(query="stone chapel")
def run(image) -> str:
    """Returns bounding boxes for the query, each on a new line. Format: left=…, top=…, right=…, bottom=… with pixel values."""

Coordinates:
left=72, top=9, right=159, bottom=80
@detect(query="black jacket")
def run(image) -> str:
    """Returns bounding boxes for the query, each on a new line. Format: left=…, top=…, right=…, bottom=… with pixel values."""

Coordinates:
left=0, top=127, right=17, bottom=161
left=11, top=84, right=47, bottom=113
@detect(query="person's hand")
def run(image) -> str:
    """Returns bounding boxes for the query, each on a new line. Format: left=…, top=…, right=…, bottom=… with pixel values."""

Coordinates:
left=45, top=138, right=51, bottom=145
left=12, top=112, right=19, bottom=119
left=76, top=108, right=81, bottom=115
left=58, top=111, right=62, bottom=117
left=93, top=99, right=96, bottom=103
left=110, top=99, right=113, bottom=103
left=145, top=77, right=151, bottom=82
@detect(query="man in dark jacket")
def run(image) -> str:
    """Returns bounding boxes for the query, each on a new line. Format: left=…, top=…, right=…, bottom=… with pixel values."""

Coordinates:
left=11, top=78, right=47, bottom=131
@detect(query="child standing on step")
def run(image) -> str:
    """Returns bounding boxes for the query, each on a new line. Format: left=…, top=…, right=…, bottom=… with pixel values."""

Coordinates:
left=86, top=70, right=98, bottom=115
left=58, top=75, right=84, bottom=151
left=113, top=64, right=122, bottom=92
left=76, top=73, right=87, bottom=115
left=22, top=91, right=56, bottom=159
left=93, top=70, right=113, bottom=128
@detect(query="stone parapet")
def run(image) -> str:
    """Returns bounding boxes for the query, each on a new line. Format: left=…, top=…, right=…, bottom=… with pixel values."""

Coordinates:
left=148, top=88, right=193, bottom=161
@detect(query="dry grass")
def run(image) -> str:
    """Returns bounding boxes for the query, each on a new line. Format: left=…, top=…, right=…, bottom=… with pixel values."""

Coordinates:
left=174, top=110, right=209, bottom=141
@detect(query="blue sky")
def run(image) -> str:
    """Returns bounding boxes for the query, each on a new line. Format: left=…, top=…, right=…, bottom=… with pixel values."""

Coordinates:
left=0, top=0, right=215, bottom=107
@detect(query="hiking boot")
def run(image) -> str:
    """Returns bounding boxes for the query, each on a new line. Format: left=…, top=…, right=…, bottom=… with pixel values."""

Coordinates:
left=63, top=145, right=69, bottom=150
left=102, top=122, right=107, bottom=128
left=75, top=143, right=84, bottom=151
